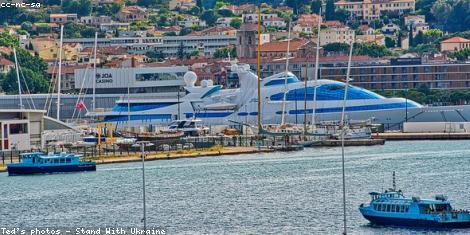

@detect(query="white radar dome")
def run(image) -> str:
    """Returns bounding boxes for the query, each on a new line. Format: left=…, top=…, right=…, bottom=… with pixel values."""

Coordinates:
left=206, top=80, right=213, bottom=86
left=183, top=71, right=197, bottom=87
left=201, top=80, right=209, bottom=88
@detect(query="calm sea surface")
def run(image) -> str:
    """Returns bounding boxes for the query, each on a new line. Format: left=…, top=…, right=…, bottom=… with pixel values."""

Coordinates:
left=1, top=140, right=470, bottom=234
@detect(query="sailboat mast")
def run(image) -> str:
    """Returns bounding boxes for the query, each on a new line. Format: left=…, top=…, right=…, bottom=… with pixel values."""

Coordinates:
left=127, top=85, right=131, bottom=130
left=92, top=32, right=98, bottom=112
left=311, top=8, right=322, bottom=130
left=57, top=25, right=64, bottom=120
left=257, top=6, right=262, bottom=132
left=13, top=48, right=23, bottom=109
left=340, top=34, right=355, bottom=235
left=281, top=21, right=292, bottom=126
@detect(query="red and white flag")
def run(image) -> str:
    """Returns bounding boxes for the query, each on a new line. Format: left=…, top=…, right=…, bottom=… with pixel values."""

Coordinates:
left=76, top=101, right=86, bottom=110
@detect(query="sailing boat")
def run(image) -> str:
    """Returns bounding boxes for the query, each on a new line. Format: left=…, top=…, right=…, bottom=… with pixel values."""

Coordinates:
left=258, top=20, right=303, bottom=137
left=304, top=8, right=329, bottom=138
left=339, top=33, right=355, bottom=235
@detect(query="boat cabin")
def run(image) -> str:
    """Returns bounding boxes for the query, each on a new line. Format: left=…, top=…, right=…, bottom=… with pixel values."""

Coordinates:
left=0, top=109, right=45, bottom=151
left=367, top=190, right=454, bottom=215
left=20, top=152, right=81, bottom=166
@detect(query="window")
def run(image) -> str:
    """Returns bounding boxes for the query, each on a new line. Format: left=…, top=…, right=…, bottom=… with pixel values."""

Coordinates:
left=135, top=73, right=179, bottom=81
left=9, top=123, right=28, bottom=134
left=66, top=158, right=71, bottom=163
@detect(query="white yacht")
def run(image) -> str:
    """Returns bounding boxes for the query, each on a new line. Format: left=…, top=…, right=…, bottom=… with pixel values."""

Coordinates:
left=88, top=64, right=470, bottom=130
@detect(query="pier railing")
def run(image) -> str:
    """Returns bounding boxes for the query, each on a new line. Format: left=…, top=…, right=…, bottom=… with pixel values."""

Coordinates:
left=1, top=135, right=268, bottom=165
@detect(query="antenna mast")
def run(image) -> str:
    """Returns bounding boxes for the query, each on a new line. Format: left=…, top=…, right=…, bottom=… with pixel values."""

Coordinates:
left=281, top=20, right=292, bottom=126
left=257, top=5, right=262, bottom=133
left=311, top=8, right=322, bottom=130
left=56, top=25, right=64, bottom=120
left=13, top=48, right=23, bottom=109
left=92, top=32, right=98, bottom=112
left=340, top=33, right=355, bottom=235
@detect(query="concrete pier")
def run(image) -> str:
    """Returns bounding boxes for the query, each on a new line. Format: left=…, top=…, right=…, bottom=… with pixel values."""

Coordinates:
left=374, top=132, right=470, bottom=140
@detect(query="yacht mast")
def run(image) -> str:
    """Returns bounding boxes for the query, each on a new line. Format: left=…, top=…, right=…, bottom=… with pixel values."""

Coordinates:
left=92, top=32, right=98, bottom=112
left=56, top=25, right=64, bottom=120
left=281, top=21, right=292, bottom=125
left=311, top=8, right=322, bottom=130
left=257, top=6, right=262, bottom=133
left=340, top=34, right=355, bottom=235
left=13, top=48, right=23, bottom=109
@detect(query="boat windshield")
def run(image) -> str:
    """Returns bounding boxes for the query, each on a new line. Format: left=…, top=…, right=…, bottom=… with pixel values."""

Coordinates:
left=419, top=203, right=451, bottom=214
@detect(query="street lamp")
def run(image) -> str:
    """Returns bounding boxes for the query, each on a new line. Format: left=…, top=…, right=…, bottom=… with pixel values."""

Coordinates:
left=132, top=141, right=154, bottom=232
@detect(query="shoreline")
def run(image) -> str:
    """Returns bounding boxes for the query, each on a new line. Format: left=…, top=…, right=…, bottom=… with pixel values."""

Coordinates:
left=0, top=147, right=273, bottom=173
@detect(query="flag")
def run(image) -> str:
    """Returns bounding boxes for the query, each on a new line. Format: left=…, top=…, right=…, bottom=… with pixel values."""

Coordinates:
left=76, top=101, right=86, bottom=110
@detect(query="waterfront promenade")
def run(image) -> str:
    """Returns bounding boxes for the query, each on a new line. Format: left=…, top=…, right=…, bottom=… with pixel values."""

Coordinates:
left=0, top=146, right=273, bottom=172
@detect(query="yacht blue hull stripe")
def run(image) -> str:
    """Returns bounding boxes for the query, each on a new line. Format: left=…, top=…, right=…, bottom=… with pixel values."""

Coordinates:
left=363, top=215, right=470, bottom=228
left=285, top=102, right=418, bottom=115
left=104, top=114, right=172, bottom=122
left=185, top=112, right=232, bottom=118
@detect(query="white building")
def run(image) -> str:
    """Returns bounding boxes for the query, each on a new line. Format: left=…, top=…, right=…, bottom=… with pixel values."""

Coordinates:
left=335, top=0, right=415, bottom=21
left=63, top=35, right=237, bottom=57
left=80, top=16, right=112, bottom=26
left=320, top=26, right=355, bottom=46
left=216, top=17, right=233, bottom=27
left=263, top=17, right=287, bottom=28
left=242, top=13, right=277, bottom=24
left=74, top=66, right=188, bottom=94
left=0, top=109, right=44, bottom=151
left=381, top=23, right=400, bottom=34
left=404, top=15, right=425, bottom=27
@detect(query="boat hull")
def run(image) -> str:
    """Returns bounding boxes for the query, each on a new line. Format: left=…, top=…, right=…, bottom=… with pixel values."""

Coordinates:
left=363, top=215, right=470, bottom=228
left=7, top=163, right=96, bottom=176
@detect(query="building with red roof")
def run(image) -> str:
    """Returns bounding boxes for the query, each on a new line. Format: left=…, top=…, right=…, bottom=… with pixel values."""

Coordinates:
left=441, top=37, right=470, bottom=52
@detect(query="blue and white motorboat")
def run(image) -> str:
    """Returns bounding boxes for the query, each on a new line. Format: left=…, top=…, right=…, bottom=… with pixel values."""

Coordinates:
left=88, top=64, right=470, bottom=130
left=359, top=189, right=470, bottom=228
left=7, top=152, right=96, bottom=176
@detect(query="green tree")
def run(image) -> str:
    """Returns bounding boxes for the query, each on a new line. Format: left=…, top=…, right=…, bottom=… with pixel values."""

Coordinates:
left=21, top=22, right=33, bottom=32
left=218, top=9, right=233, bottom=17
left=0, top=48, right=49, bottom=94
left=448, top=48, right=470, bottom=61
left=323, top=43, right=351, bottom=54
left=196, top=0, right=203, bottom=9
left=145, top=50, right=166, bottom=62
left=201, top=10, right=219, bottom=26
left=0, top=32, right=20, bottom=47
left=230, top=18, right=242, bottom=29
left=179, top=27, right=193, bottom=36
left=424, top=29, right=443, bottom=43
left=189, top=6, right=201, bottom=16
left=1, top=68, right=49, bottom=94
left=416, top=0, right=437, bottom=22
left=385, top=37, right=396, bottom=48
left=213, top=47, right=236, bottom=58
left=63, top=0, right=92, bottom=17
left=414, top=31, right=425, bottom=46
left=177, top=42, right=185, bottom=60
left=285, top=0, right=302, bottom=14
left=325, top=0, right=336, bottom=21
left=335, top=9, right=350, bottom=22
left=311, top=0, right=321, bottom=14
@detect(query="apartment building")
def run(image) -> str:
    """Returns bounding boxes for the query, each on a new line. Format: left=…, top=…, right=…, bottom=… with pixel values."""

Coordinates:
left=335, top=0, right=415, bottom=21
left=320, top=26, right=355, bottom=46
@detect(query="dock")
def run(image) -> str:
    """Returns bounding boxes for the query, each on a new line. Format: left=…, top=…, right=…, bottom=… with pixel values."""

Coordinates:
left=374, top=132, right=470, bottom=140
left=0, top=146, right=273, bottom=172
left=321, top=138, right=386, bottom=146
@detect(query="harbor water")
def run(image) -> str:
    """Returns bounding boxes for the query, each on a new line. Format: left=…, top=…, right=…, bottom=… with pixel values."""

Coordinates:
left=1, top=140, right=470, bottom=234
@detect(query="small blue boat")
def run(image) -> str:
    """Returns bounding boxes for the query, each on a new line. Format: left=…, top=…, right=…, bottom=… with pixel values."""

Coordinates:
left=359, top=189, right=470, bottom=228
left=7, top=152, right=96, bottom=176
